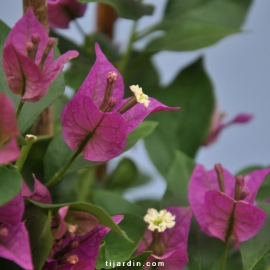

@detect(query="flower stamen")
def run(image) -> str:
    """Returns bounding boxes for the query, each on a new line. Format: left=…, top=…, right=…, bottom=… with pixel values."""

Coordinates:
left=215, top=163, right=225, bottom=193
left=144, top=208, right=175, bottom=232
left=39, top=37, right=56, bottom=70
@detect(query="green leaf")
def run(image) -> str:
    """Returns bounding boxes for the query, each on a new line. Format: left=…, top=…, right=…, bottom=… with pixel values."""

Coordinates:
left=125, top=121, right=158, bottom=151
left=162, top=150, right=195, bottom=207
left=24, top=205, right=53, bottom=270
left=0, top=20, right=66, bottom=133
left=44, top=132, right=100, bottom=182
left=92, top=190, right=145, bottom=216
left=27, top=200, right=131, bottom=240
left=0, top=166, right=22, bottom=206
left=235, top=165, right=264, bottom=176
left=78, top=0, right=154, bottom=20
left=240, top=204, right=270, bottom=270
left=257, top=174, right=270, bottom=201
left=96, top=214, right=147, bottom=269
left=144, top=0, right=252, bottom=52
left=145, top=58, right=215, bottom=176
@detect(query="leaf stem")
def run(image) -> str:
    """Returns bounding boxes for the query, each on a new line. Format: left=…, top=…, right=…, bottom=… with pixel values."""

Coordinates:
left=117, top=19, right=138, bottom=76
left=219, top=237, right=230, bottom=270
left=45, top=146, right=81, bottom=188
left=16, top=100, right=24, bottom=119
left=15, top=135, right=37, bottom=172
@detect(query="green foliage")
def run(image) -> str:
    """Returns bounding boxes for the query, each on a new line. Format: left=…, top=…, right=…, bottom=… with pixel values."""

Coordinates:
left=240, top=204, right=270, bottom=269
left=162, top=150, right=195, bottom=207
left=92, top=190, right=145, bottom=216
left=78, top=0, right=154, bottom=20
left=0, top=166, right=22, bottom=206
left=143, top=0, right=253, bottom=52
left=24, top=205, right=53, bottom=270
left=27, top=200, right=131, bottom=240
left=145, top=58, right=215, bottom=176
left=96, top=214, right=146, bottom=269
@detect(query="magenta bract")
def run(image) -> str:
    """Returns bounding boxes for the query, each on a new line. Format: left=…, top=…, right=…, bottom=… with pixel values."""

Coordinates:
left=203, top=109, right=253, bottom=146
left=48, top=0, right=87, bottom=29
left=0, top=93, right=20, bottom=164
left=0, top=195, right=33, bottom=269
left=2, top=8, right=78, bottom=102
left=188, top=164, right=270, bottom=242
left=61, top=43, right=178, bottom=162
left=44, top=214, right=123, bottom=270
left=138, top=207, right=192, bottom=270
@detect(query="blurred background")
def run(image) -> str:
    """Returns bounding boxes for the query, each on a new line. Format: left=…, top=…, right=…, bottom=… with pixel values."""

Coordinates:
left=1, top=0, right=270, bottom=200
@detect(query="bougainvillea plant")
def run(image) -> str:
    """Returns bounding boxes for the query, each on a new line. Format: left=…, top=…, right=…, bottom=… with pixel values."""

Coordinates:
left=0, top=1, right=269, bottom=270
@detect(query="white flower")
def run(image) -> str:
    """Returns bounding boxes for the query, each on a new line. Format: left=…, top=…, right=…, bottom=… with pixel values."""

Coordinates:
left=130, top=85, right=150, bottom=108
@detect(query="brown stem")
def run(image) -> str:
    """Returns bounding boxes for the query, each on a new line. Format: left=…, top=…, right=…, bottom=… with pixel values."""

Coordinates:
left=97, top=3, right=117, bottom=39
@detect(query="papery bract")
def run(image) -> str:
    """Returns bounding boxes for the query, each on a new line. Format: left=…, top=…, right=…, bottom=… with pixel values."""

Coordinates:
left=61, top=43, right=179, bottom=162
left=203, top=109, right=253, bottom=146
left=188, top=164, right=270, bottom=242
left=21, top=175, right=52, bottom=204
left=48, top=0, right=87, bottom=29
left=0, top=195, right=33, bottom=269
left=138, top=207, right=192, bottom=270
left=0, top=93, right=20, bottom=164
left=2, top=8, right=78, bottom=102
left=44, top=213, right=123, bottom=270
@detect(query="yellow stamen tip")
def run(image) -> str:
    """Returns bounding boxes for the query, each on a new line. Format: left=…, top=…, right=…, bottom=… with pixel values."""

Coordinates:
left=144, top=208, right=175, bottom=232
left=130, top=85, right=150, bottom=108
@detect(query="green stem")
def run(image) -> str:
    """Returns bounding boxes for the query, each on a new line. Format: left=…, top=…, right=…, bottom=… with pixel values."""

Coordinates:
left=117, top=19, right=138, bottom=76
left=36, top=135, right=53, bottom=141
left=74, top=19, right=86, bottom=36
left=15, top=135, right=37, bottom=172
left=134, top=24, right=157, bottom=41
left=45, top=146, right=81, bottom=188
left=16, top=100, right=24, bottom=119
left=219, top=237, right=230, bottom=270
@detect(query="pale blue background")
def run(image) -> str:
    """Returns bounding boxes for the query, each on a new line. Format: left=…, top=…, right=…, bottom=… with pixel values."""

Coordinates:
left=1, top=0, right=269, bottom=200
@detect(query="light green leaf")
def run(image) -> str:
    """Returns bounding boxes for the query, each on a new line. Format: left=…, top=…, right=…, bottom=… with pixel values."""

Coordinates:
left=144, top=0, right=252, bottom=52
left=78, top=0, right=154, bottom=20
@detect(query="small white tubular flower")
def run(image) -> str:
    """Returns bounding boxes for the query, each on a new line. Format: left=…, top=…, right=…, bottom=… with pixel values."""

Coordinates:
left=144, top=208, right=176, bottom=232
left=130, top=85, right=150, bottom=108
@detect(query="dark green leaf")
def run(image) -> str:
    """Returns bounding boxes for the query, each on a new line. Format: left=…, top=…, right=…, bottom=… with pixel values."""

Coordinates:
left=24, top=205, right=53, bottom=270
left=0, top=166, right=22, bottom=206
left=144, top=0, right=252, bottom=52
left=0, top=20, right=66, bottom=133
left=125, top=121, right=158, bottom=151
left=44, top=132, right=99, bottom=182
left=78, top=0, right=154, bottom=20
left=162, top=150, right=195, bottom=207
left=257, top=174, right=270, bottom=201
left=92, top=190, right=145, bottom=216
left=96, top=214, right=146, bottom=269
left=240, top=204, right=270, bottom=270
left=27, top=200, right=131, bottom=240
left=145, top=58, right=214, bottom=176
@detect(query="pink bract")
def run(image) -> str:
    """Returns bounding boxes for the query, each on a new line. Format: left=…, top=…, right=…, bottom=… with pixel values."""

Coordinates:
left=61, top=43, right=179, bottom=162
left=2, top=8, right=78, bottom=102
left=188, top=164, right=270, bottom=242
left=48, top=0, right=87, bottom=29
left=0, top=93, right=20, bottom=164
left=0, top=195, right=33, bottom=269
left=203, top=108, right=253, bottom=146
left=138, top=207, right=192, bottom=270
